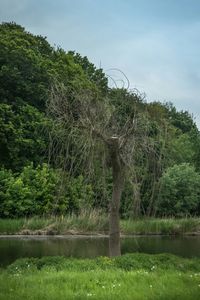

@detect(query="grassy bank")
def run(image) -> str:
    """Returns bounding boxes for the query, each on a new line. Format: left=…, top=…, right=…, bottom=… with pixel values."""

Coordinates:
left=120, top=217, right=200, bottom=235
left=0, top=210, right=108, bottom=235
left=0, top=211, right=200, bottom=235
left=0, top=254, right=200, bottom=299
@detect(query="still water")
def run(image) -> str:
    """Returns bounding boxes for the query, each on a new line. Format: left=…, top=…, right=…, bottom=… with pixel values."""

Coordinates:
left=0, top=235, right=200, bottom=267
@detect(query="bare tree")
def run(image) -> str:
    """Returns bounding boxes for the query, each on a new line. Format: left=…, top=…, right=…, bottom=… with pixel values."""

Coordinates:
left=47, top=83, right=148, bottom=256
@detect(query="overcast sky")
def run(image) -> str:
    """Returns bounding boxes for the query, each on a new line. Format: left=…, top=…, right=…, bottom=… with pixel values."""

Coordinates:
left=1, top=0, right=200, bottom=127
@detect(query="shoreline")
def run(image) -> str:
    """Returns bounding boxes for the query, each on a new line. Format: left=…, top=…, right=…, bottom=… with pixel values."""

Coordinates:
left=0, top=216, right=200, bottom=236
left=0, top=231, right=200, bottom=238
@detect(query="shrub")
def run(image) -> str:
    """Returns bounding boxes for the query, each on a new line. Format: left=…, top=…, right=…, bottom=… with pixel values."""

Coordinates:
left=157, top=163, right=200, bottom=216
left=0, top=164, right=94, bottom=217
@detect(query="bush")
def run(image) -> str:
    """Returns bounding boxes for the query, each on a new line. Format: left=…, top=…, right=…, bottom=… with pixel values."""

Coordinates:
left=0, top=164, right=94, bottom=217
left=157, top=163, right=200, bottom=216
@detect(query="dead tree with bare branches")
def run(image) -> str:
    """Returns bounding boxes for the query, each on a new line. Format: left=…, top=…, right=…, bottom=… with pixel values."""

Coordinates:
left=47, top=83, right=149, bottom=256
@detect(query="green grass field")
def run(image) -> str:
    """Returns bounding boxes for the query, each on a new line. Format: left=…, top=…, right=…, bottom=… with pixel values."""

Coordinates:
left=0, top=254, right=200, bottom=299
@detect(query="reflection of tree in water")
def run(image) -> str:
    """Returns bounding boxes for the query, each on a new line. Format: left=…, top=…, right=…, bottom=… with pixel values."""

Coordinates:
left=1, top=236, right=200, bottom=267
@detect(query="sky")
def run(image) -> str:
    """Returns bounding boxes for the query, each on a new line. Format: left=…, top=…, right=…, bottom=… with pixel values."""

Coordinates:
left=1, top=0, right=200, bottom=127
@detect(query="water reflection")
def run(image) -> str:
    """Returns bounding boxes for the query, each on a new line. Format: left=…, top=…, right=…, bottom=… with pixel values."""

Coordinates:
left=0, top=235, right=200, bottom=267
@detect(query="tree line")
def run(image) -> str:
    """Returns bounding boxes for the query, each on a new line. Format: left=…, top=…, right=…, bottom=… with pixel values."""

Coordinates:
left=1, top=22, right=200, bottom=219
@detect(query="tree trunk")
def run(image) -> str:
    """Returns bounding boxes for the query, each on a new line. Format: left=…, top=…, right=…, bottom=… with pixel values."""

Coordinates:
left=132, top=182, right=141, bottom=218
left=108, top=137, right=124, bottom=257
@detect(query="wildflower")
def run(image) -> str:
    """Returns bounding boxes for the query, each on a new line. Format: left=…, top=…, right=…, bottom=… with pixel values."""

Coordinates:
left=87, top=293, right=93, bottom=297
left=150, top=285, right=152, bottom=288
left=102, top=286, right=105, bottom=289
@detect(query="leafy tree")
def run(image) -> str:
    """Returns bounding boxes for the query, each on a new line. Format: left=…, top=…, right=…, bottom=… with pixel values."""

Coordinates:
left=0, top=22, right=104, bottom=171
left=68, top=51, right=108, bottom=95
left=0, top=103, right=49, bottom=170
left=157, top=163, right=200, bottom=216
left=138, top=101, right=200, bottom=217
left=166, top=102, right=198, bottom=133
left=169, top=133, right=197, bottom=165
left=0, top=22, right=53, bottom=110
left=0, top=22, right=102, bottom=112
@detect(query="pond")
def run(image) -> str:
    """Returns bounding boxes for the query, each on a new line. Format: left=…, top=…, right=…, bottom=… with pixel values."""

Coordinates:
left=0, top=235, right=200, bottom=267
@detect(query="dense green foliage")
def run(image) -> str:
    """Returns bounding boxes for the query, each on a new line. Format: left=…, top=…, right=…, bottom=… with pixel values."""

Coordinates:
left=157, top=164, right=200, bottom=216
left=0, top=254, right=200, bottom=300
left=0, top=164, right=94, bottom=217
left=0, top=103, right=49, bottom=170
left=1, top=22, right=200, bottom=218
